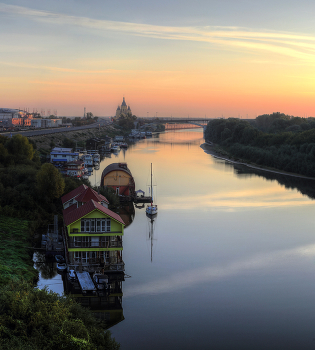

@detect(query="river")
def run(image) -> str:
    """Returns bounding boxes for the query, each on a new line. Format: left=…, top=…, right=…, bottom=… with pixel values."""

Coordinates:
left=36, top=128, right=315, bottom=349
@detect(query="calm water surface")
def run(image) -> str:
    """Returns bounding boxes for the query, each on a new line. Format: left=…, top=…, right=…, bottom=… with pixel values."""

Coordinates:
left=38, top=129, right=315, bottom=350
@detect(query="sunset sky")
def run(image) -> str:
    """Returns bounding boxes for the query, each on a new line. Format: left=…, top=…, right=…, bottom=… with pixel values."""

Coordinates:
left=1, top=1, right=315, bottom=118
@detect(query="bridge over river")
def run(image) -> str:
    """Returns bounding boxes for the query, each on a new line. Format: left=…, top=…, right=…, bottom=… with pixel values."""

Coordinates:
left=144, top=117, right=212, bottom=130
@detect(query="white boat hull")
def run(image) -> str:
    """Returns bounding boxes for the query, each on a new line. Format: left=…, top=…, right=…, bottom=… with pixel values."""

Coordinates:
left=146, top=205, right=158, bottom=216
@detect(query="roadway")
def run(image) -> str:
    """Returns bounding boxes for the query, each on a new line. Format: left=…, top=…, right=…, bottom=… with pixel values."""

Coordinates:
left=0, top=119, right=111, bottom=138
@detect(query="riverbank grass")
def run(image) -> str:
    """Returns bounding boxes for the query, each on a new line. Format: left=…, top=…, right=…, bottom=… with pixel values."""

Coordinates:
left=0, top=217, right=38, bottom=285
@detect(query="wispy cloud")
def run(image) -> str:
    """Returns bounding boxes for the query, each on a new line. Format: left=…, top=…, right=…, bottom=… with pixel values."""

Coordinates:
left=1, top=3, right=315, bottom=62
left=125, top=243, right=315, bottom=297
left=0, top=61, right=121, bottom=74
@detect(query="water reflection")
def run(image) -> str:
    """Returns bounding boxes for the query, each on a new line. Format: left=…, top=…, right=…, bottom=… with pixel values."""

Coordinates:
left=201, top=143, right=315, bottom=201
left=233, top=164, right=315, bottom=200
left=34, top=251, right=58, bottom=279
left=62, top=272, right=125, bottom=328
left=162, top=187, right=314, bottom=211
left=146, top=214, right=157, bottom=262
left=124, top=242, right=315, bottom=298
left=117, top=203, right=135, bottom=228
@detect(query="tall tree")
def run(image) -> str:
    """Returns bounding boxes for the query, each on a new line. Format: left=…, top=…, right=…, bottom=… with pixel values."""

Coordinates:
left=36, top=163, right=65, bottom=200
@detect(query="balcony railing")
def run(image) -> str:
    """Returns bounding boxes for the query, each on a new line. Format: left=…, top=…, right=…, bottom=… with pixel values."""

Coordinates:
left=70, top=230, right=123, bottom=235
left=68, top=241, right=122, bottom=249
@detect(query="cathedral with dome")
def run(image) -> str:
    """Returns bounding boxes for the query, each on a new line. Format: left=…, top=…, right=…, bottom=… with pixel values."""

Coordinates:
left=116, top=97, right=132, bottom=118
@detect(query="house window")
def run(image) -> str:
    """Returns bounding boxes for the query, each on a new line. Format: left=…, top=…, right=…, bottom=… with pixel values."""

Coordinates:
left=91, top=236, right=99, bottom=247
left=101, top=220, right=105, bottom=232
left=90, top=220, right=95, bottom=232
left=96, top=219, right=101, bottom=232
left=81, top=252, right=88, bottom=263
left=100, top=236, right=109, bottom=247
left=73, top=237, right=80, bottom=247
left=116, top=187, right=119, bottom=194
left=74, top=251, right=80, bottom=262
left=81, top=218, right=111, bottom=233
left=106, top=219, right=111, bottom=232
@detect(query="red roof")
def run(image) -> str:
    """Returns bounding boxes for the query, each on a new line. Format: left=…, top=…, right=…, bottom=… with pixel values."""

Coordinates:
left=75, top=187, right=109, bottom=204
left=63, top=203, right=78, bottom=216
left=61, top=184, right=88, bottom=205
left=63, top=199, right=125, bottom=227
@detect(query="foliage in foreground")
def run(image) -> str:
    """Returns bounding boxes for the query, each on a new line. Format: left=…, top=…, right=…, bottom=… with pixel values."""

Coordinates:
left=0, top=281, right=120, bottom=350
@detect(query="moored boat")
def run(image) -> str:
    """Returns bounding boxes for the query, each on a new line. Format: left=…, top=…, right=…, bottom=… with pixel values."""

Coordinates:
left=111, top=144, right=120, bottom=152
left=93, top=153, right=100, bottom=164
left=146, top=163, right=158, bottom=216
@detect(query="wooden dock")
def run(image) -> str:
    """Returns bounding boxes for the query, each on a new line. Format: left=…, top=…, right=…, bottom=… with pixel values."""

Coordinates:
left=134, top=196, right=152, bottom=203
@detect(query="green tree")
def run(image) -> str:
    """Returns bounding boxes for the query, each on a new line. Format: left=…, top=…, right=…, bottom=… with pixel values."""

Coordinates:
left=99, top=186, right=120, bottom=209
left=36, top=163, right=65, bottom=200
left=116, top=113, right=137, bottom=130
left=5, top=134, right=34, bottom=160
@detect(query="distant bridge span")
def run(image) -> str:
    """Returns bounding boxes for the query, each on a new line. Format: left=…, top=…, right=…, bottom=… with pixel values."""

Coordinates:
left=149, top=117, right=213, bottom=125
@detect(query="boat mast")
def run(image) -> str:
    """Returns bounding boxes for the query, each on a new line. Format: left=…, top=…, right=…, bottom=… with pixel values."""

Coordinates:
left=150, top=163, right=153, bottom=206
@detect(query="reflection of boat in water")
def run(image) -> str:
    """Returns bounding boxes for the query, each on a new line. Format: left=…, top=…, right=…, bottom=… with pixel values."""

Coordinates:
left=146, top=163, right=158, bottom=216
left=146, top=212, right=156, bottom=262
left=55, top=255, right=65, bottom=263
left=67, top=269, right=76, bottom=281
left=57, top=262, right=67, bottom=274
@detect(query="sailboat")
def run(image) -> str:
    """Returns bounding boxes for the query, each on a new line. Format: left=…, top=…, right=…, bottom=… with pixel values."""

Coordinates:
left=146, top=163, right=158, bottom=216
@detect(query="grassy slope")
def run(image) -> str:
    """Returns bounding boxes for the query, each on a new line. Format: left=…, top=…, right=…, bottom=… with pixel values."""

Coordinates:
left=0, top=217, right=38, bottom=285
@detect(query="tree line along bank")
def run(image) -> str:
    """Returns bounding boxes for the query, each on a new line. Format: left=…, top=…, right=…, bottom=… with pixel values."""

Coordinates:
left=205, top=112, right=315, bottom=178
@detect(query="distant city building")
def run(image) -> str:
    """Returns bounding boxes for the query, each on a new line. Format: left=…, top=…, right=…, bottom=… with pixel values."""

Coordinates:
left=116, top=97, right=132, bottom=118
left=0, top=108, right=62, bottom=129
left=0, top=108, right=22, bottom=120
left=0, top=108, right=27, bottom=128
